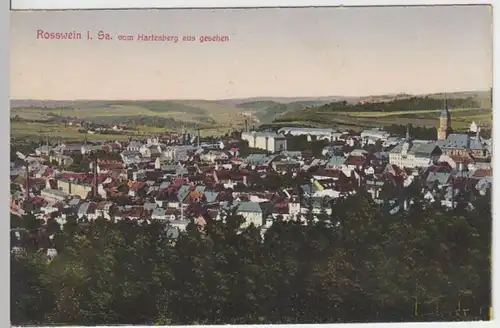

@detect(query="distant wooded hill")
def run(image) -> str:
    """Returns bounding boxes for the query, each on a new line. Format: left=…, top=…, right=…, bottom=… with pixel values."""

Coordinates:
left=10, top=90, right=491, bottom=128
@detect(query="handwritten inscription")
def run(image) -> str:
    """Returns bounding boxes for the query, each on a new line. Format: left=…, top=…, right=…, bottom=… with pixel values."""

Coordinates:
left=36, top=30, right=230, bottom=43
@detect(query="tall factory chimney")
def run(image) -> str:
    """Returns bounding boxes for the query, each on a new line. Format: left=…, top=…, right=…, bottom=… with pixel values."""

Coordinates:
left=16, top=152, right=30, bottom=201
left=197, top=125, right=201, bottom=147
left=90, top=156, right=98, bottom=198
left=24, top=163, right=30, bottom=201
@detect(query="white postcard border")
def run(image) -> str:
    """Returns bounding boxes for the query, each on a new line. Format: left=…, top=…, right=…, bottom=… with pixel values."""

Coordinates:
left=5, top=1, right=498, bottom=328
left=2, top=1, right=10, bottom=327
left=9, top=0, right=495, bottom=10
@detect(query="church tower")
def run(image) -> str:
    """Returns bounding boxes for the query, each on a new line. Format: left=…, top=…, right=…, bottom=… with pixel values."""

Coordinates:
left=402, top=123, right=412, bottom=156
left=437, top=94, right=451, bottom=140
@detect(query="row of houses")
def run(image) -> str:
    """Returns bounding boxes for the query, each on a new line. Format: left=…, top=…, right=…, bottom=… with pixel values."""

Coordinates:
left=12, top=119, right=492, bottom=243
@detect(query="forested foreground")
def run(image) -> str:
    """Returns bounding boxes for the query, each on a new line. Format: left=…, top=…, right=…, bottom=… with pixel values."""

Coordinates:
left=11, top=191, right=491, bottom=325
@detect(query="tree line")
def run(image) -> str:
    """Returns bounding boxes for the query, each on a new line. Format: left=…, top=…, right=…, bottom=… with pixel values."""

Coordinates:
left=385, top=125, right=438, bottom=140
left=385, top=124, right=492, bottom=140
left=11, top=181, right=491, bottom=325
left=315, top=97, right=480, bottom=113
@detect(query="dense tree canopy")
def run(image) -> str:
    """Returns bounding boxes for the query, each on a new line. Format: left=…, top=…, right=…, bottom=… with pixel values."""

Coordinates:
left=315, top=97, right=480, bottom=113
left=236, top=140, right=269, bottom=157
left=11, top=190, right=491, bottom=325
left=385, top=124, right=438, bottom=140
left=286, top=135, right=329, bottom=156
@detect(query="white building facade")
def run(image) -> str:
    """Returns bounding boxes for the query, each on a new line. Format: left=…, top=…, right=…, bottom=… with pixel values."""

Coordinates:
left=241, top=131, right=288, bottom=153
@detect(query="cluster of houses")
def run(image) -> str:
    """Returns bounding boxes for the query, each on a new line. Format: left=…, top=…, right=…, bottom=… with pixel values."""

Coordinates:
left=10, top=117, right=492, bottom=254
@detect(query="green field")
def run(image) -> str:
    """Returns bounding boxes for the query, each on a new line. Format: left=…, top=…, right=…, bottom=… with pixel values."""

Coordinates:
left=12, top=107, right=491, bottom=141
left=10, top=121, right=156, bottom=141
left=10, top=99, right=250, bottom=139
left=10, top=121, right=236, bottom=141
left=10, top=100, right=249, bottom=126
left=344, top=107, right=483, bottom=118
left=10, top=91, right=492, bottom=139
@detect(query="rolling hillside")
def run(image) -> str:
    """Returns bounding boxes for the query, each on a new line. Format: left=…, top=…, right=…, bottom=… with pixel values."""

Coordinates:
left=9, top=97, right=336, bottom=127
left=10, top=90, right=492, bottom=133
left=271, top=90, right=492, bottom=131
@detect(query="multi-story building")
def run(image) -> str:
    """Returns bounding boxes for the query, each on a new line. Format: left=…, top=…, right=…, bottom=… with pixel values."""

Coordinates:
left=241, top=131, right=288, bottom=153
left=389, top=129, right=442, bottom=168
left=58, top=179, right=93, bottom=199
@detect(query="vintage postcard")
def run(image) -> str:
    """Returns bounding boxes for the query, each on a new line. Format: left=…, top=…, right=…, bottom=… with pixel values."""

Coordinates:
left=10, top=5, right=493, bottom=326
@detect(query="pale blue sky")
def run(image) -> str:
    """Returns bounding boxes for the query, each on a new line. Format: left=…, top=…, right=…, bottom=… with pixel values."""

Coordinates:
left=10, top=6, right=493, bottom=100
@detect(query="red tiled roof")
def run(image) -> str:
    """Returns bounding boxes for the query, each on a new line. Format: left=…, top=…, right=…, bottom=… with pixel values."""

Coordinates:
left=117, top=206, right=147, bottom=218
left=172, top=178, right=188, bottom=185
left=96, top=201, right=113, bottom=210
left=198, top=165, right=214, bottom=173
left=42, top=167, right=54, bottom=177
left=472, top=169, right=492, bottom=178
left=128, top=181, right=147, bottom=191
left=80, top=174, right=108, bottom=185
left=99, top=163, right=124, bottom=170
left=314, top=168, right=346, bottom=179
left=53, top=202, right=64, bottom=209
left=271, top=202, right=289, bottom=214
left=450, top=155, right=473, bottom=165
left=60, top=172, right=84, bottom=179
left=48, top=179, right=58, bottom=189
left=345, top=156, right=366, bottom=166
left=165, top=208, right=181, bottom=216
left=145, top=171, right=163, bottom=180
left=207, top=209, right=219, bottom=218
left=87, top=202, right=98, bottom=214
left=30, top=196, right=47, bottom=206
left=29, top=178, right=46, bottom=187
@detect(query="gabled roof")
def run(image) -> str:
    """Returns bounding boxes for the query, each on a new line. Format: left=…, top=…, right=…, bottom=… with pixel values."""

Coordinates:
left=244, top=154, right=269, bottom=165
left=426, top=172, right=451, bottom=185
left=436, top=134, right=472, bottom=149
left=69, top=198, right=82, bottom=207
left=78, top=202, right=90, bottom=215
left=236, top=201, right=263, bottom=213
left=471, top=168, right=492, bottom=179
left=345, top=155, right=365, bottom=166
left=327, top=156, right=346, bottom=166
left=411, top=143, right=440, bottom=157
left=152, top=208, right=165, bottom=217
left=204, top=190, right=219, bottom=203
left=96, top=201, right=113, bottom=210
left=195, top=185, right=206, bottom=193
left=143, top=202, right=157, bottom=210
left=280, top=150, right=302, bottom=158
left=475, top=176, right=492, bottom=190
left=177, top=184, right=191, bottom=202
left=390, top=141, right=439, bottom=157
left=87, top=202, right=98, bottom=214
left=300, top=184, right=317, bottom=196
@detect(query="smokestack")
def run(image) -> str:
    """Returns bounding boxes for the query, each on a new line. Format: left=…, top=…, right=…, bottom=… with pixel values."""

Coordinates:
left=406, top=124, right=411, bottom=140
left=197, top=125, right=200, bottom=148
left=91, top=157, right=98, bottom=198
left=244, top=119, right=248, bottom=132
left=25, top=163, right=30, bottom=201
